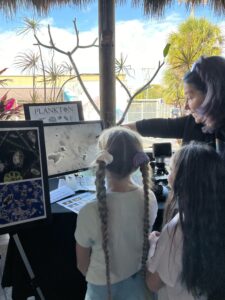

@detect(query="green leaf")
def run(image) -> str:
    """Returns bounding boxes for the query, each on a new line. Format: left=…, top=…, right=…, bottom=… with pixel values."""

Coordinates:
left=163, top=43, right=171, bottom=58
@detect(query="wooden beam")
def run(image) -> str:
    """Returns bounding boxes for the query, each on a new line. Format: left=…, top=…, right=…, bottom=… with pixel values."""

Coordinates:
left=98, top=0, right=116, bottom=128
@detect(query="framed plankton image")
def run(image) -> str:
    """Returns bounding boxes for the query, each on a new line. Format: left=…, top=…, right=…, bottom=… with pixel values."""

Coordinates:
left=23, top=101, right=84, bottom=123
left=43, top=120, right=103, bottom=178
left=0, top=120, right=51, bottom=234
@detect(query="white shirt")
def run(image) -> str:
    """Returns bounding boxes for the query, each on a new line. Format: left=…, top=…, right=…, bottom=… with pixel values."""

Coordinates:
left=75, top=187, right=158, bottom=285
left=147, top=214, right=206, bottom=300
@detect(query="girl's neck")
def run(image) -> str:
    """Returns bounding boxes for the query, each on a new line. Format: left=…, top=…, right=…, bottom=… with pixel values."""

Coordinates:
left=106, top=173, right=138, bottom=193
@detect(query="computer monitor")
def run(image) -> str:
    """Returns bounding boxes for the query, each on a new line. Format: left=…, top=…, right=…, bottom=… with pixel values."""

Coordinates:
left=43, top=121, right=103, bottom=178
left=152, top=143, right=172, bottom=159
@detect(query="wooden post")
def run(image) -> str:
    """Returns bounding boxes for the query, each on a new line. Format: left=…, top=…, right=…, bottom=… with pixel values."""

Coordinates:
left=98, top=0, right=116, bottom=128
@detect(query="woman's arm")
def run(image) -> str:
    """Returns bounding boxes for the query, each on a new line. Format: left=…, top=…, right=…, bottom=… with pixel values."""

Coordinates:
left=76, top=242, right=91, bottom=276
left=146, top=270, right=164, bottom=292
left=135, top=116, right=188, bottom=138
left=122, top=122, right=138, bottom=132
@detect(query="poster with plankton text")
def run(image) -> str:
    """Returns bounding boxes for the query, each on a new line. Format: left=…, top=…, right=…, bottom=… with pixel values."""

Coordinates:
left=24, top=101, right=84, bottom=123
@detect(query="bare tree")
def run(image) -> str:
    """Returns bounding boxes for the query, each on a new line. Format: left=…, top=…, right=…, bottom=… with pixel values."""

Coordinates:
left=33, top=18, right=100, bottom=115
left=26, top=18, right=168, bottom=123
left=115, top=44, right=170, bottom=125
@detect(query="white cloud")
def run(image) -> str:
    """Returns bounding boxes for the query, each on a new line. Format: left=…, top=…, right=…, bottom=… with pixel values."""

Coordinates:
left=0, top=13, right=180, bottom=86
left=40, top=17, right=54, bottom=26
left=115, top=16, right=179, bottom=88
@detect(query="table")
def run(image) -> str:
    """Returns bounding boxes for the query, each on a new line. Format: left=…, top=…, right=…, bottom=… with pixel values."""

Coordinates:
left=1, top=201, right=87, bottom=300
left=1, top=176, right=166, bottom=300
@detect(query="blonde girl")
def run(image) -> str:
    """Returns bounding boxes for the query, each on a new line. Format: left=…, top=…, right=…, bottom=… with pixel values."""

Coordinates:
left=75, top=126, right=158, bottom=300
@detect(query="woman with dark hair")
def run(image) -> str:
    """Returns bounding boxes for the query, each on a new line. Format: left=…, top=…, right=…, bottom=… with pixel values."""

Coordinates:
left=146, top=142, right=225, bottom=300
left=125, top=56, right=225, bottom=157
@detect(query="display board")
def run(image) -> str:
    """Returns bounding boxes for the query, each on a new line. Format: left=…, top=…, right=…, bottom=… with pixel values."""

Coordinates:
left=44, top=121, right=103, bottom=178
left=24, top=101, right=84, bottom=123
left=0, top=121, right=51, bottom=233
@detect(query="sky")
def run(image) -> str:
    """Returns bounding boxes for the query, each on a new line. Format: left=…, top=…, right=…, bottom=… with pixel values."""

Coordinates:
left=0, top=0, right=225, bottom=86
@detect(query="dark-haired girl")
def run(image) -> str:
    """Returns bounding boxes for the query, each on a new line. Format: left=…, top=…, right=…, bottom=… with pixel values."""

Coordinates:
left=75, top=126, right=158, bottom=300
left=146, top=142, right=225, bottom=300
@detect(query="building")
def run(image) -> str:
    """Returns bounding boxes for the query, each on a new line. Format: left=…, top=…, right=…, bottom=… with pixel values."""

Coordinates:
left=0, top=74, right=127, bottom=121
left=126, top=98, right=172, bottom=122
left=0, top=74, right=172, bottom=122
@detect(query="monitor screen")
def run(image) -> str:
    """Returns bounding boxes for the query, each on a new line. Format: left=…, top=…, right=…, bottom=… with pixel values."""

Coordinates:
left=43, top=121, right=103, bottom=178
left=152, top=143, right=172, bottom=158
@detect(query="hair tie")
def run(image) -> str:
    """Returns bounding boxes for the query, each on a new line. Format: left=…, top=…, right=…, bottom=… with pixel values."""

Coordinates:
left=133, top=152, right=149, bottom=168
left=96, top=150, right=113, bottom=166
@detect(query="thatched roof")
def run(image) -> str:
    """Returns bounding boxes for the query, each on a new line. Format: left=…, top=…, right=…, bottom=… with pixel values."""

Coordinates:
left=1, top=0, right=225, bottom=16
left=0, top=0, right=93, bottom=15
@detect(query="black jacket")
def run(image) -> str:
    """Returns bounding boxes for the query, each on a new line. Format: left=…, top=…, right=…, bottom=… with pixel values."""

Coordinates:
left=136, top=115, right=215, bottom=147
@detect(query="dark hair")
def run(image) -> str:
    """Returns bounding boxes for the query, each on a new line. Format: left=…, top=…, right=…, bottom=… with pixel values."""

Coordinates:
left=184, top=56, right=225, bottom=129
left=183, top=70, right=207, bottom=94
left=95, top=127, right=153, bottom=299
left=165, top=142, right=225, bottom=300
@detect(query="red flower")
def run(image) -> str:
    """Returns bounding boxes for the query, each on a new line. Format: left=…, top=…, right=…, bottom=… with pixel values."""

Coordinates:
left=0, top=68, right=21, bottom=120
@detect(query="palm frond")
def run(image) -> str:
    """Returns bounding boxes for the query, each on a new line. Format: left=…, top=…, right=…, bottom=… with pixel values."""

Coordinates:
left=17, top=17, right=41, bottom=35
left=14, top=51, right=40, bottom=73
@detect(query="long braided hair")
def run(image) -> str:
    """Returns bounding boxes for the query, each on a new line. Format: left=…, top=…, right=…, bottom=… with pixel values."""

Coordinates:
left=140, top=163, right=152, bottom=275
left=95, top=160, right=111, bottom=299
left=95, top=126, right=153, bottom=299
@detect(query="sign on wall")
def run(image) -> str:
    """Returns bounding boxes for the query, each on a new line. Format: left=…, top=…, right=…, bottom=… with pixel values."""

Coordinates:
left=24, top=101, right=84, bottom=123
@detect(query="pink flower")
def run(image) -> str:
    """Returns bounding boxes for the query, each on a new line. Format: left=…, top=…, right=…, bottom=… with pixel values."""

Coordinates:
left=5, top=98, right=15, bottom=111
